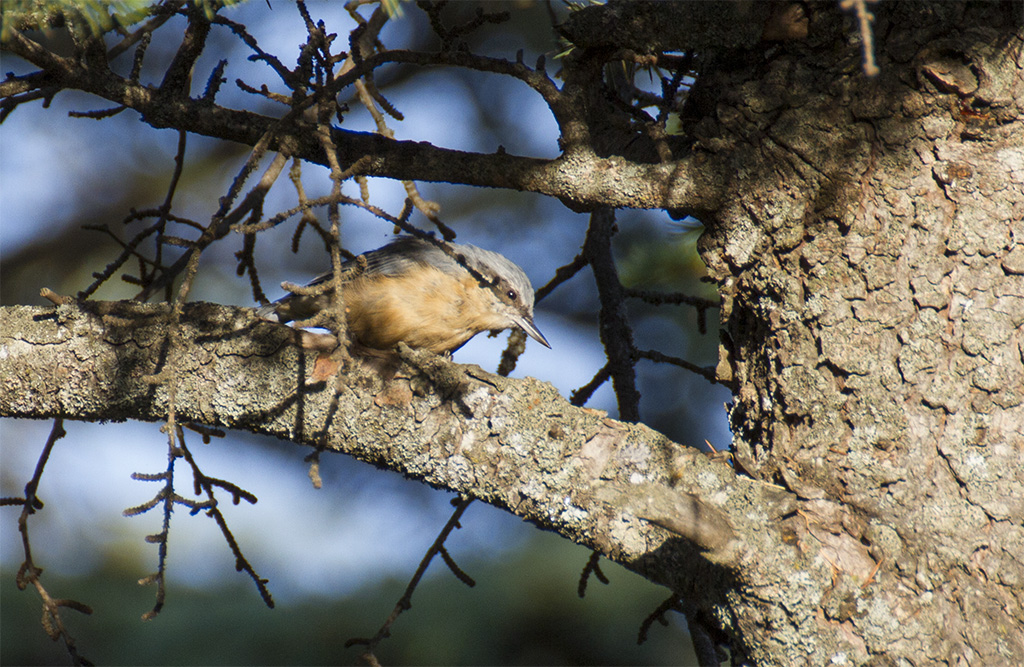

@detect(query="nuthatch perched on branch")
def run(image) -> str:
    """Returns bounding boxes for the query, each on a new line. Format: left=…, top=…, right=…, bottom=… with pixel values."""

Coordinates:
left=258, top=236, right=549, bottom=355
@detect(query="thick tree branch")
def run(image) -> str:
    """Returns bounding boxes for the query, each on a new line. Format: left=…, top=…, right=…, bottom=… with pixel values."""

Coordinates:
left=0, top=30, right=725, bottom=215
left=0, top=301, right=801, bottom=596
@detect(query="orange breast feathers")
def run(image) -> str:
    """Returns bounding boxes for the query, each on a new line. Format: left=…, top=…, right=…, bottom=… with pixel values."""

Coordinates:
left=341, top=266, right=509, bottom=354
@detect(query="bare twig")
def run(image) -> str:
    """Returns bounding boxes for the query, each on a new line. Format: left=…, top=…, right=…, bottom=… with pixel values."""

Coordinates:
left=635, top=348, right=719, bottom=386
left=176, top=429, right=273, bottom=607
left=638, top=594, right=681, bottom=645
left=345, top=496, right=475, bottom=659
left=577, top=550, right=609, bottom=598
left=570, top=363, right=611, bottom=407
left=536, top=252, right=588, bottom=303
left=106, top=1, right=181, bottom=62
left=9, top=419, right=95, bottom=666
left=839, top=0, right=880, bottom=77
left=126, top=425, right=273, bottom=617
left=416, top=1, right=510, bottom=50
left=584, top=209, right=641, bottom=422
left=625, top=287, right=718, bottom=335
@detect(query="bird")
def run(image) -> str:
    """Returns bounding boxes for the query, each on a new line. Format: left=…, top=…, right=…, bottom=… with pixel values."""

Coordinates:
left=257, top=236, right=550, bottom=355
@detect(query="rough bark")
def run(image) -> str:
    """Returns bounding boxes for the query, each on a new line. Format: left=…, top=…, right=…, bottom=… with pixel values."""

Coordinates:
left=690, top=2, right=1024, bottom=664
left=0, top=300, right=782, bottom=597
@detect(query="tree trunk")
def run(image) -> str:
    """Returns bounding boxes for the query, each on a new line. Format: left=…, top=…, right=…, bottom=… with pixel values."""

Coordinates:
left=691, top=2, right=1024, bottom=663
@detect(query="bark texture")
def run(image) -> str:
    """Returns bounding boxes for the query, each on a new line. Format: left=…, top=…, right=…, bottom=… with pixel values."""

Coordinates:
left=690, top=2, right=1024, bottom=664
left=0, top=301, right=773, bottom=594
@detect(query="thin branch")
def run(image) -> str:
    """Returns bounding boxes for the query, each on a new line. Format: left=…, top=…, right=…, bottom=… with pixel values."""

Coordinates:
left=11, top=419, right=94, bottom=666
left=157, top=3, right=211, bottom=96
left=638, top=595, right=681, bottom=645
left=132, top=141, right=290, bottom=302
left=286, top=158, right=335, bottom=257
left=625, top=287, right=718, bottom=335
left=201, top=58, right=228, bottom=101
left=105, top=1, right=182, bottom=62
left=211, top=13, right=302, bottom=89
left=578, top=550, right=609, bottom=598
left=495, top=251, right=590, bottom=377
left=77, top=222, right=162, bottom=299
left=584, top=209, right=641, bottom=422
left=571, top=363, right=611, bottom=407
left=345, top=496, right=475, bottom=660
left=153, top=129, right=190, bottom=299
left=839, top=0, right=880, bottom=77
left=635, top=348, right=719, bottom=386
left=125, top=423, right=273, bottom=616
left=176, top=430, right=274, bottom=608
left=624, top=287, right=718, bottom=310
left=536, top=251, right=588, bottom=303
left=416, top=1, right=510, bottom=50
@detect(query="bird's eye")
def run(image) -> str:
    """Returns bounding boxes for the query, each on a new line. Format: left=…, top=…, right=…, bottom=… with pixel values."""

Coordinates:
left=506, top=289, right=517, bottom=301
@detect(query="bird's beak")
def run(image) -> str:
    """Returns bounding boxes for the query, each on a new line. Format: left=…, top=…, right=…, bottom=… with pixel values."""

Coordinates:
left=514, top=315, right=551, bottom=348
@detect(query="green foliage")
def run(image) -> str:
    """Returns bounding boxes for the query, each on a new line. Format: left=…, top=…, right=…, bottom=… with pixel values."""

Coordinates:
left=0, top=0, right=247, bottom=40
left=2, top=0, right=150, bottom=36
left=380, top=0, right=405, bottom=19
